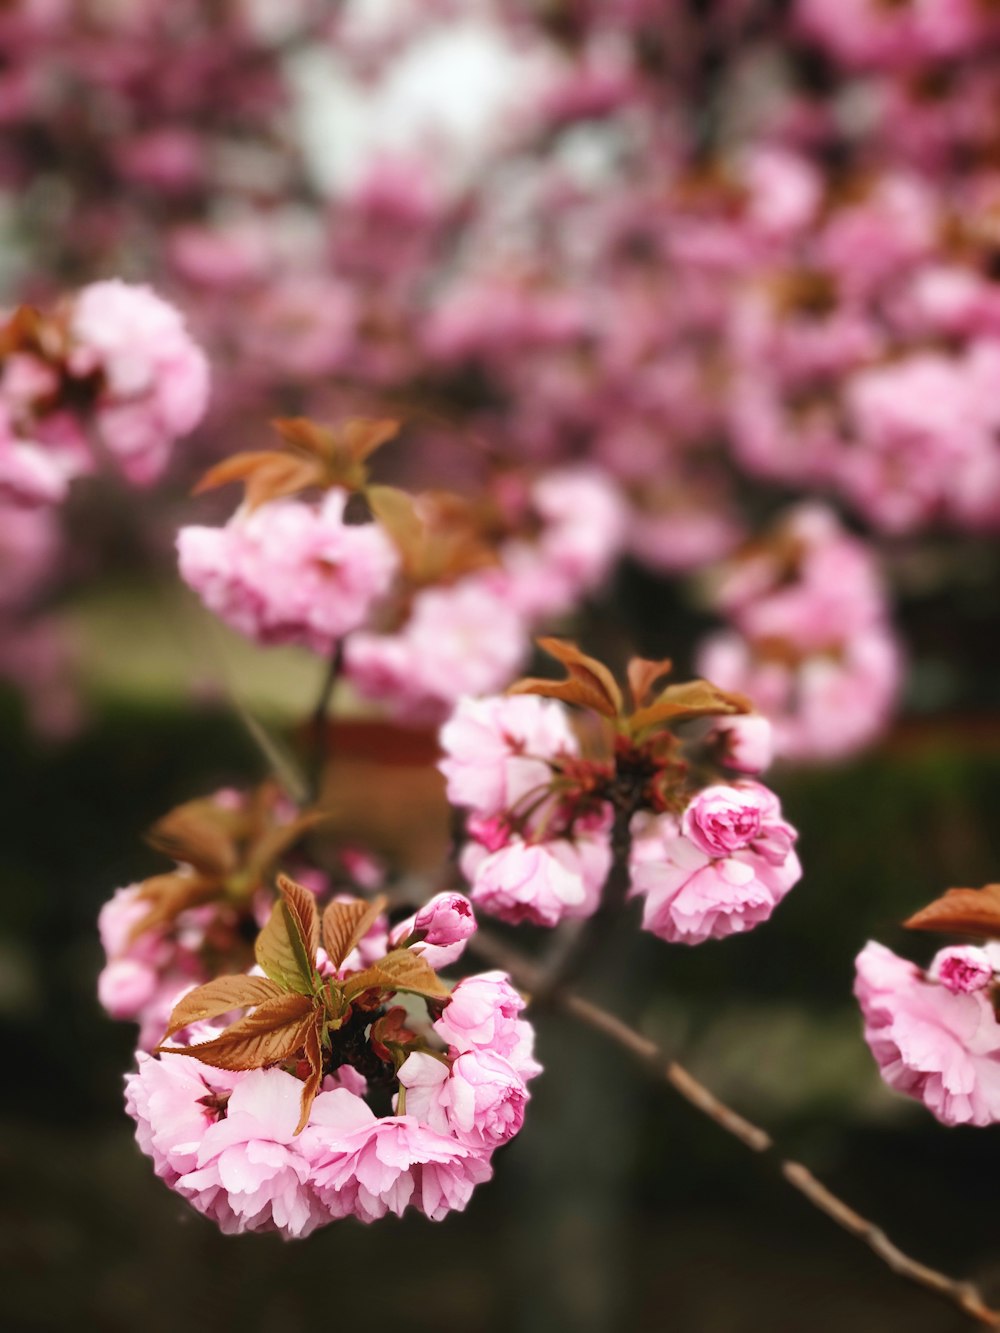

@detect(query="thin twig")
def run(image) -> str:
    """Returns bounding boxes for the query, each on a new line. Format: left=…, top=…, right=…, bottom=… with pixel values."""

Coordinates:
left=306, top=641, right=343, bottom=803
left=462, top=925, right=1000, bottom=1329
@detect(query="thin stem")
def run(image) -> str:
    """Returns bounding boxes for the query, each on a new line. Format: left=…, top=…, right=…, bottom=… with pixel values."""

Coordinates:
left=461, top=925, right=1000, bottom=1329
left=306, top=640, right=343, bottom=804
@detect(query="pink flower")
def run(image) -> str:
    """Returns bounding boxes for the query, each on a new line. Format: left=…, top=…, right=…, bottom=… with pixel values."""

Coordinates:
left=631, top=788, right=801, bottom=945
left=97, top=883, right=210, bottom=1049
left=709, top=714, right=774, bottom=774
left=174, top=1068, right=327, bottom=1238
left=682, top=784, right=767, bottom=857
left=389, top=891, right=477, bottom=969
left=125, top=1048, right=238, bottom=1187
left=855, top=941, right=1000, bottom=1127
left=467, top=834, right=610, bottom=928
left=928, top=946, right=994, bottom=996
left=438, top=693, right=578, bottom=817
left=433, top=971, right=542, bottom=1082
left=178, top=491, right=398, bottom=654
left=302, top=1088, right=491, bottom=1223
left=398, top=1049, right=527, bottom=1151
left=345, top=575, right=530, bottom=723
left=68, top=280, right=209, bottom=485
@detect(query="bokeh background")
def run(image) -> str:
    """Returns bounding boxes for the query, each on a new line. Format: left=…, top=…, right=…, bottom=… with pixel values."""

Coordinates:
left=4, top=2, right=1000, bottom=1330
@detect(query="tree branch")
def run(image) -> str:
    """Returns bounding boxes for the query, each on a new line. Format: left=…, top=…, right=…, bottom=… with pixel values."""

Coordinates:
left=463, top=925, right=1000, bottom=1329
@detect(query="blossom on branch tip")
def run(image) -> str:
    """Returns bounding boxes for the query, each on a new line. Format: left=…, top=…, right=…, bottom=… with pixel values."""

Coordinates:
left=855, top=941, right=1000, bottom=1127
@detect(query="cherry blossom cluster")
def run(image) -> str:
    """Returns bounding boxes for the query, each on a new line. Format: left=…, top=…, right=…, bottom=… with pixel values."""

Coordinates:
left=122, top=876, right=540, bottom=1237
left=696, top=504, right=902, bottom=763
left=0, top=280, right=208, bottom=730
left=856, top=883, right=1000, bottom=1126
left=178, top=422, right=628, bottom=723
left=440, top=644, right=801, bottom=945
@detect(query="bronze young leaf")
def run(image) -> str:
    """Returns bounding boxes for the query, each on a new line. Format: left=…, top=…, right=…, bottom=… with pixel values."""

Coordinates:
left=157, top=992, right=318, bottom=1072
left=321, top=894, right=388, bottom=970
left=509, top=637, right=624, bottom=719
left=161, top=975, right=285, bottom=1039
left=904, top=884, right=1000, bottom=939
left=343, top=949, right=450, bottom=1002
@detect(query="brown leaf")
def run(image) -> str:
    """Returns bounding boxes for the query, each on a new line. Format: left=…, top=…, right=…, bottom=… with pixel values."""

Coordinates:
left=254, top=877, right=319, bottom=994
left=629, top=680, right=750, bottom=734
left=162, top=975, right=285, bottom=1039
left=243, top=809, right=328, bottom=885
left=321, top=894, right=388, bottom=970
left=127, top=872, right=221, bottom=943
left=366, top=484, right=424, bottom=556
left=904, top=884, right=1000, bottom=939
left=343, top=418, right=400, bottom=462
left=158, top=993, right=318, bottom=1071
left=627, top=657, right=674, bottom=710
left=296, top=1017, right=325, bottom=1134
left=146, top=802, right=238, bottom=877
left=193, top=451, right=325, bottom=510
left=343, top=948, right=450, bottom=1001
left=509, top=638, right=623, bottom=719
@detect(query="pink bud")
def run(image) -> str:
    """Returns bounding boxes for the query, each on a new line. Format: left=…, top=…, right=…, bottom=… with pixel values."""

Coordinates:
left=414, top=892, right=477, bottom=947
left=929, top=946, right=994, bottom=995
left=712, top=714, right=774, bottom=774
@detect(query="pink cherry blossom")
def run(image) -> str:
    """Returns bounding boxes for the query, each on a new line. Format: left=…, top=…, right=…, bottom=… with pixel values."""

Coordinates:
left=467, top=833, right=611, bottom=929
left=398, top=1049, right=527, bottom=1151
left=433, top=970, right=542, bottom=1082
left=438, top=693, right=578, bottom=817
left=173, top=1068, right=327, bottom=1238
left=388, top=891, right=477, bottom=969
left=178, top=490, right=398, bottom=654
left=125, top=1047, right=238, bottom=1187
left=344, top=574, right=530, bottom=723
left=928, top=946, right=995, bottom=996
left=302, top=1088, right=492, bottom=1224
left=67, top=279, right=209, bottom=485
left=709, top=714, right=774, bottom=774
left=855, top=941, right=1000, bottom=1127
left=630, top=787, right=801, bottom=945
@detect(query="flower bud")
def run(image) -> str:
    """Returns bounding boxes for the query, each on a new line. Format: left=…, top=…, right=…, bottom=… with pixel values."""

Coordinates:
left=929, top=945, right=994, bottom=996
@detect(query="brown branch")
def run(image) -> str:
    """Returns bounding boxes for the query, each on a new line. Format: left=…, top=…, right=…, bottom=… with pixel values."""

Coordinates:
left=463, top=926, right=1000, bottom=1329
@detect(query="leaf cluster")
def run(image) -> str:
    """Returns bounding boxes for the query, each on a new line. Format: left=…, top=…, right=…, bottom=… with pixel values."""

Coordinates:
left=509, top=638, right=752, bottom=737
left=157, top=876, right=449, bottom=1133
left=127, top=783, right=322, bottom=944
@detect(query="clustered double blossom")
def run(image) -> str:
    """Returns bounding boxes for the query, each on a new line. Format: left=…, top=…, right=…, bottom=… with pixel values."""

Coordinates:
left=856, top=884, right=1000, bottom=1126
left=0, top=280, right=209, bottom=731
left=696, top=504, right=902, bottom=763
left=125, top=876, right=539, bottom=1237
left=178, top=419, right=626, bottom=722
left=440, top=640, right=802, bottom=945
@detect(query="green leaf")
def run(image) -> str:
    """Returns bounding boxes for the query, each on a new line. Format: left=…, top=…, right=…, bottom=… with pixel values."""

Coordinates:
left=254, top=876, right=320, bottom=994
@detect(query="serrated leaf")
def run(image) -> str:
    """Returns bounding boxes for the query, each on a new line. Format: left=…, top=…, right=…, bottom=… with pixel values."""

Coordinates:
left=343, top=948, right=450, bottom=1001
left=904, top=884, right=1000, bottom=939
left=366, top=484, right=424, bottom=554
left=627, top=656, right=674, bottom=709
left=296, top=1017, right=325, bottom=1134
left=127, top=872, right=220, bottom=944
left=146, top=802, right=238, bottom=876
left=254, top=877, right=319, bottom=994
left=322, top=894, right=388, bottom=969
left=243, top=809, right=327, bottom=884
left=161, top=975, right=285, bottom=1039
left=630, top=680, right=750, bottom=734
left=343, top=418, right=400, bottom=462
left=157, top=993, right=318, bottom=1071
left=509, top=638, right=623, bottom=718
